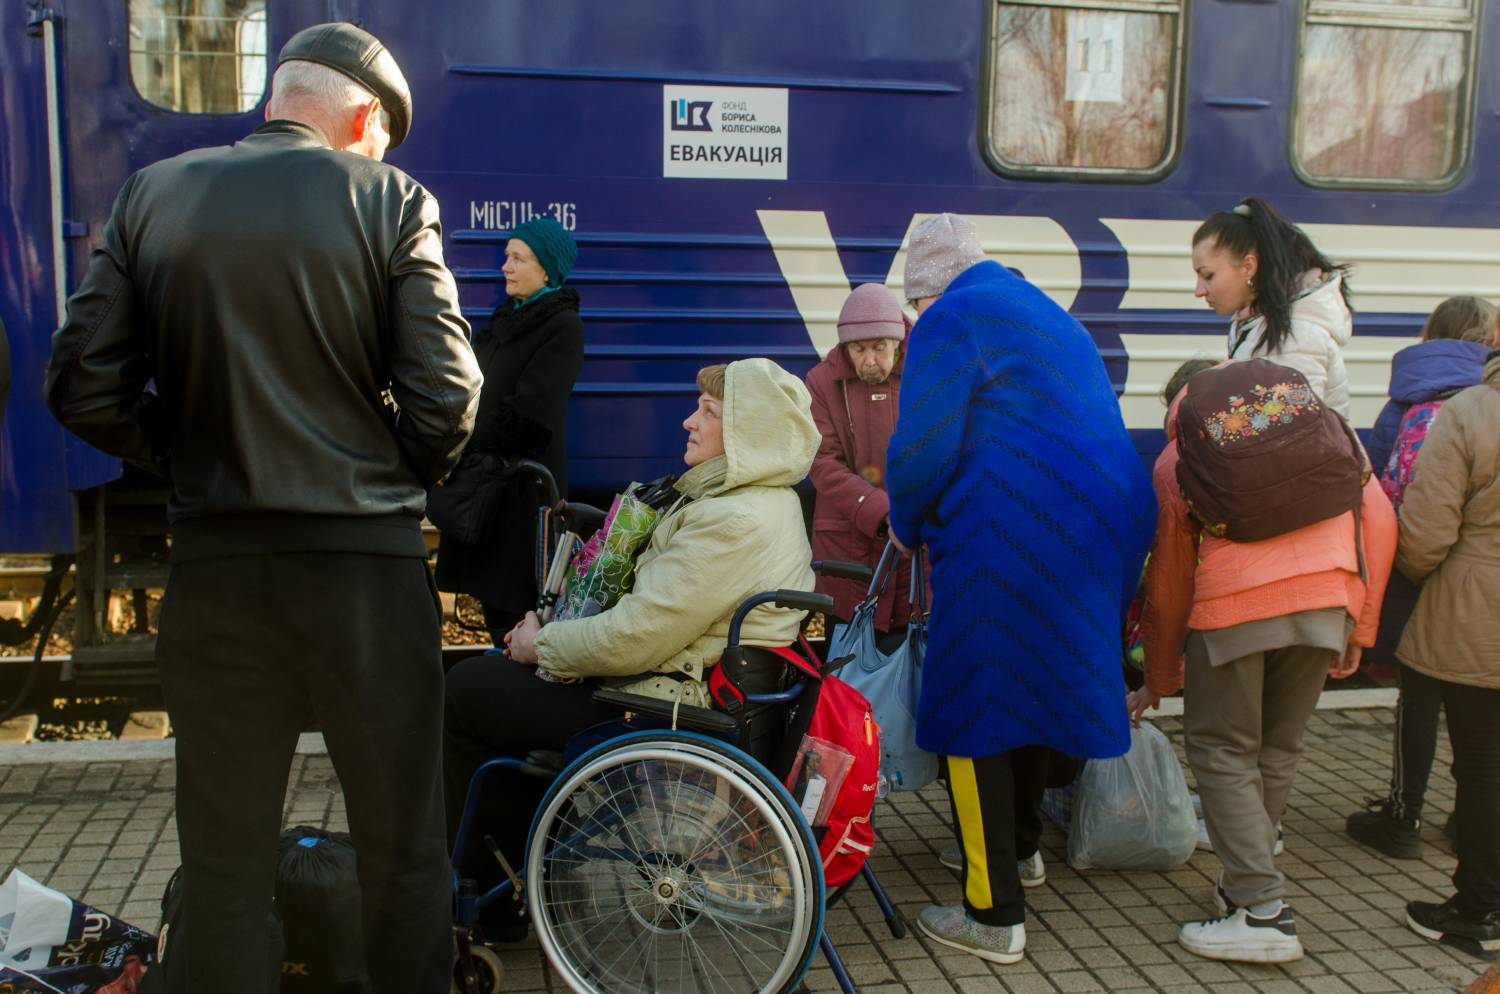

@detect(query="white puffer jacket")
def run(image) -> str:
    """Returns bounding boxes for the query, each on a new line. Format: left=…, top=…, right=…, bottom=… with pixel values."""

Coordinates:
left=1228, top=273, right=1352, bottom=418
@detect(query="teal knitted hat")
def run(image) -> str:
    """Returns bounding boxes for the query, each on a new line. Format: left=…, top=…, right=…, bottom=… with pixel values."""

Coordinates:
left=510, top=218, right=578, bottom=287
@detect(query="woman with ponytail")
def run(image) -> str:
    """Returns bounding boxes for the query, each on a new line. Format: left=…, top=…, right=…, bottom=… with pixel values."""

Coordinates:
left=1191, top=197, right=1354, bottom=416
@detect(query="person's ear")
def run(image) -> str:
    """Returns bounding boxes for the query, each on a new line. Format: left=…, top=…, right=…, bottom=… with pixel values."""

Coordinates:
left=350, top=98, right=381, bottom=143
left=1241, top=251, right=1259, bottom=282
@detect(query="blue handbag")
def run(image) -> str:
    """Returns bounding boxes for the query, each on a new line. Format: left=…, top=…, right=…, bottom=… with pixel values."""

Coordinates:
left=830, top=542, right=938, bottom=792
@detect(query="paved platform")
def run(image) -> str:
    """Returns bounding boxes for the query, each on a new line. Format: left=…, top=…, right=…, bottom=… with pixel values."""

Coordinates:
left=0, top=709, right=1490, bottom=993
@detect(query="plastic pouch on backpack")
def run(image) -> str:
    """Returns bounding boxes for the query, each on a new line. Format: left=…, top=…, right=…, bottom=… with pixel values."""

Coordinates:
left=831, top=543, right=938, bottom=792
left=1067, top=722, right=1196, bottom=871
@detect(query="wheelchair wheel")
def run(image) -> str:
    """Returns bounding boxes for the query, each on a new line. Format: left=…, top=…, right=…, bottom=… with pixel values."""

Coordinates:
left=526, top=730, right=824, bottom=994
left=450, top=942, right=502, bottom=994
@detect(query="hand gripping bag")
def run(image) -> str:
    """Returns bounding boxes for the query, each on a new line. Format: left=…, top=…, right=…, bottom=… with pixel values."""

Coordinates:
left=1067, top=722, right=1196, bottom=871
left=831, top=543, right=938, bottom=792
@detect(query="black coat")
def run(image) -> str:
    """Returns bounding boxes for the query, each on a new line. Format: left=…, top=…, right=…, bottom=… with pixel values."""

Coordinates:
left=434, top=289, right=583, bottom=611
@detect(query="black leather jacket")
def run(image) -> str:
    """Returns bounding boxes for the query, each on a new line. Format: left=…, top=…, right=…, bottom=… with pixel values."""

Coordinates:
left=47, top=120, right=482, bottom=558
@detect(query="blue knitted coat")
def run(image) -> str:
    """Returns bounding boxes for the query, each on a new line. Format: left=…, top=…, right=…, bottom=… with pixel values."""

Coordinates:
left=886, top=261, right=1155, bottom=760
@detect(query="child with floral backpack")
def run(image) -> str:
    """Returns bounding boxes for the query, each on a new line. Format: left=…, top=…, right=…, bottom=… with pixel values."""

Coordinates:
left=1346, top=295, right=1494, bottom=860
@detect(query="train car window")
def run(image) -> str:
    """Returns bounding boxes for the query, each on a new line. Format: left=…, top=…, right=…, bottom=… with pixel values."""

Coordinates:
left=128, top=1, right=268, bottom=114
left=983, top=0, right=1187, bottom=179
left=1293, top=0, right=1479, bottom=187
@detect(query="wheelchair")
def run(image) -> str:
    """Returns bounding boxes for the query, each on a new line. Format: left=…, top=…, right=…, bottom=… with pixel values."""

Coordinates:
left=449, top=562, right=905, bottom=994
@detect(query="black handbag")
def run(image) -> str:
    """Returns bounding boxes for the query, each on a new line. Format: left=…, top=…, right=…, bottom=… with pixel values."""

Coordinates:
left=426, top=450, right=510, bottom=546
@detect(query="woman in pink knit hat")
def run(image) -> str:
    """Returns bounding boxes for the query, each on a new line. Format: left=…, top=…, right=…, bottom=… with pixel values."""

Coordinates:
left=804, top=283, right=924, bottom=633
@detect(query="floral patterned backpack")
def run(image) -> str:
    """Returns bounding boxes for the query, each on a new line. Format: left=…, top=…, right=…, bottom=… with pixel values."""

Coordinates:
left=1175, top=358, right=1369, bottom=543
left=1381, top=400, right=1444, bottom=514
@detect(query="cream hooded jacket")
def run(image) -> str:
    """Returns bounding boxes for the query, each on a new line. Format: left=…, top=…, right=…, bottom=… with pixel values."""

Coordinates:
left=534, top=358, right=819, bottom=705
left=1228, top=273, right=1353, bottom=418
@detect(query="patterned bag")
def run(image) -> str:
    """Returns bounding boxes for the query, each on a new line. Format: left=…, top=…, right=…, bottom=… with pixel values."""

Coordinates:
left=1380, top=400, right=1443, bottom=514
left=1175, top=358, right=1368, bottom=543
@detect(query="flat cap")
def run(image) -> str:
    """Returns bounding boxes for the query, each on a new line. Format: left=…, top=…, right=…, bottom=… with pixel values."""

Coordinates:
left=278, top=22, right=412, bottom=149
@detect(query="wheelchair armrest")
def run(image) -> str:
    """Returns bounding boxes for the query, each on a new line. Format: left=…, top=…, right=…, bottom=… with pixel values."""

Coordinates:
left=812, top=559, right=875, bottom=585
left=591, top=688, right=740, bottom=737
left=557, top=501, right=607, bottom=535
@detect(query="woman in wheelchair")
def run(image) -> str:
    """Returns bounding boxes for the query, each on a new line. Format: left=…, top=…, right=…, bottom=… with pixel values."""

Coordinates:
left=443, top=357, right=820, bottom=938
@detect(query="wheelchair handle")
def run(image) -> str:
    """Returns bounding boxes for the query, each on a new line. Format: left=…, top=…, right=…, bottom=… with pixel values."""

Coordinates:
left=727, top=589, right=835, bottom=646
left=811, top=559, right=875, bottom=585
left=509, top=458, right=561, bottom=508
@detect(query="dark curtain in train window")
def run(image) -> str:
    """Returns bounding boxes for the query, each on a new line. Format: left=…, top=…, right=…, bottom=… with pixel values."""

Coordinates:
left=129, top=0, right=268, bottom=114
left=991, top=4, right=1175, bottom=171
left=1295, top=25, right=1466, bottom=182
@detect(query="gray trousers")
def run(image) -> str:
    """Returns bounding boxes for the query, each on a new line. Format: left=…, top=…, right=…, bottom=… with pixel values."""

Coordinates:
left=1183, top=635, right=1329, bottom=907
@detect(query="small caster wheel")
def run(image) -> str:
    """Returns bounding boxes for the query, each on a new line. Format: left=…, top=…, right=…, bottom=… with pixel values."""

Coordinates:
left=451, top=942, right=503, bottom=994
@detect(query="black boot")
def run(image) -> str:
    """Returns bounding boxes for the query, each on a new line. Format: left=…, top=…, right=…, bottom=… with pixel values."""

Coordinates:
left=1346, top=798, right=1421, bottom=860
left=1407, top=896, right=1500, bottom=960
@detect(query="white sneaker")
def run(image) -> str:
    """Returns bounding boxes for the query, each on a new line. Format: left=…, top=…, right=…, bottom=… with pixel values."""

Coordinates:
left=939, top=845, right=1047, bottom=888
left=1196, top=819, right=1284, bottom=856
left=1179, top=905, right=1304, bottom=963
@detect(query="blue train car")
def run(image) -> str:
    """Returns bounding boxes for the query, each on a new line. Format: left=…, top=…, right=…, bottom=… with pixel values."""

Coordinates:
left=4, top=0, right=1499, bottom=557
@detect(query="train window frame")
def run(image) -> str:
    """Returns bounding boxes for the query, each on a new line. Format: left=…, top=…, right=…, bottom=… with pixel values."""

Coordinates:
left=126, top=0, right=270, bottom=117
left=1289, top=0, right=1482, bottom=192
left=978, top=0, right=1190, bottom=184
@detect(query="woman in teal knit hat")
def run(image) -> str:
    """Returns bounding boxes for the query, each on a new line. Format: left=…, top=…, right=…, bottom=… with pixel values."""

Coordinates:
left=435, top=217, right=583, bottom=642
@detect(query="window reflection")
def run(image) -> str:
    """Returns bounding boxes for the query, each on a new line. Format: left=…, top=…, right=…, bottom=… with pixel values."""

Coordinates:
left=989, top=1, right=1182, bottom=174
left=129, top=0, right=268, bottom=114
left=1295, top=0, right=1475, bottom=184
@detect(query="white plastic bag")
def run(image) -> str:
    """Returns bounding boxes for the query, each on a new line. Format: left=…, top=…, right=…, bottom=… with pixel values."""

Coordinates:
left=1067, top=722, right=1196, bottom=871
left=0, top=870, right=73, bottom=969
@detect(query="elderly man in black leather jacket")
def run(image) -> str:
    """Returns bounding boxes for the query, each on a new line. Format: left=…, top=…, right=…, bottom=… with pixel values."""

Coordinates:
left=46, top=23, right=480, bottom=994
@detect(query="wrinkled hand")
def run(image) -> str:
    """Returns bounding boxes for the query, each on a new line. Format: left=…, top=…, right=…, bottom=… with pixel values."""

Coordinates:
left=890, top=529, right=912, bottom=557
left=1126, top=687, right=1160, bottom=727
left=1329, top=641, right=1362, bottom=680
left=504, top=611, right=542, bottom=664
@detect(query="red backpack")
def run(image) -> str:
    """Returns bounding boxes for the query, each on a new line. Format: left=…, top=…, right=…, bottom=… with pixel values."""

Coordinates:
left=711, top=644, right=880, bottom=890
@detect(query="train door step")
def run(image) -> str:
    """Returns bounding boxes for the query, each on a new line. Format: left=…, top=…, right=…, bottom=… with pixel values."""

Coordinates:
left=0, top=712, right=39, bottom=745
left=118, top=710, right=170, bottom=740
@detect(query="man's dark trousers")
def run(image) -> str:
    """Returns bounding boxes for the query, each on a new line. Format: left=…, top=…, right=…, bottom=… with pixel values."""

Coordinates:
left=156, top=550, right=452, bottom=994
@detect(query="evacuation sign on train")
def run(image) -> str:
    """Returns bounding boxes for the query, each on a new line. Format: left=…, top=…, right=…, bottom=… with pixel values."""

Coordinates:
left=663, top=85, right=789, bottom=180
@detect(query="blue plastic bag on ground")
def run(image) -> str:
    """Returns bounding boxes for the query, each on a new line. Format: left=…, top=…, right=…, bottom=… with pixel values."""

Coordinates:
left=1066, top=722, right=1196, bottom=870
left=833, top=544, right=938, bottom=792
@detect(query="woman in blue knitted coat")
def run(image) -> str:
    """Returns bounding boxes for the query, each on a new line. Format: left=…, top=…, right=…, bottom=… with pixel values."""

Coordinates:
left=888, top=215, right=1155, bottom=964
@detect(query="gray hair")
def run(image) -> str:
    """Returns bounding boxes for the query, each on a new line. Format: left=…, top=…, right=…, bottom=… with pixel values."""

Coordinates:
left=268, top=60, right=392, bottom=140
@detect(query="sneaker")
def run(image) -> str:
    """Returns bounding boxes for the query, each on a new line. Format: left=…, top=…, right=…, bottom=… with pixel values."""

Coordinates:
left=1406, top=896, right=1500, bottom=960
left=1178, top=905, right=1304, bottom=963
left=1017, top=850, right=1046, bottom=889
left=938, top=845, right=1046, bottom=888
left=916, top=904, right=1025, bottom=964
left=1211, top=875, right=1236, bottom=917
left=1346, top=798, right=1422, bottom=860
left=1196, top=818, right=1284, bottom=856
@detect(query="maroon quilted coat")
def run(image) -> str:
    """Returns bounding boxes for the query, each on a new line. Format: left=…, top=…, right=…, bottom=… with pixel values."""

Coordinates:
left=806, top=337, right=926, bottom=631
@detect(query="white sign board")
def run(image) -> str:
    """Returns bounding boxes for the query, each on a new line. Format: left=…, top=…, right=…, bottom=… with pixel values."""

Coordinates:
left=1065, top=10, right=1126, bottom=104
left=663, top=85, right=788, bottom=180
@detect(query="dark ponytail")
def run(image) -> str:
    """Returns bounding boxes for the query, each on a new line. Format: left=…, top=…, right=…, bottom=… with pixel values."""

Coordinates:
left=1192, top=196, right=1351, bottom=357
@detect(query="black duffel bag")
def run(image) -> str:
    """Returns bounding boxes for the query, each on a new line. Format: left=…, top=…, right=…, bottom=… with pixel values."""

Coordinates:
left=425, top=450, right=510, bottom=546
left=275, top=826, right=366, bottom=994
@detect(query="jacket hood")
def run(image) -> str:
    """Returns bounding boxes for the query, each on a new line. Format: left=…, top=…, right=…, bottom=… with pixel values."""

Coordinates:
left=1290, top=273, right=1353, bottom=347
left=1388, top=338, right=1491, bottom=403
left=724, top=358, right=818, bottom=489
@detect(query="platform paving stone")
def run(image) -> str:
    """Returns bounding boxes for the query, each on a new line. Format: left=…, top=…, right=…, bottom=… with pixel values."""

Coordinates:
left=0, top=710, right=1493, bottom=992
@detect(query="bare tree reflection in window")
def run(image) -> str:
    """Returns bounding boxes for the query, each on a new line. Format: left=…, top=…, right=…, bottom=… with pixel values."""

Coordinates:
left=1297, top=24, right=1465, bottom=181
left=992, top=4, right=1176, bottom=170
left=129, top=0, right=268, bottom=114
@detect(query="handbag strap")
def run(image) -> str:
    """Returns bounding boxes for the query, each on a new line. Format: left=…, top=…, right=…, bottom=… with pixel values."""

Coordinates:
left=864, top=540, right=900, bottom=603
left=908, top=546, right=928, bottom=625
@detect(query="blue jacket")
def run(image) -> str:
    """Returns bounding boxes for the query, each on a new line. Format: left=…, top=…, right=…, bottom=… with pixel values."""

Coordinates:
left=1369, top=339, right=1490, bottom=474
left=886, top=261, right=1155, bottom=760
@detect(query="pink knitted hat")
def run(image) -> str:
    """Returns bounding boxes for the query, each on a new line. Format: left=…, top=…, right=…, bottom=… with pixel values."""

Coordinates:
left=837, top=283, right=906, bottom=344
left=903, top=214, right=985, bottom=300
